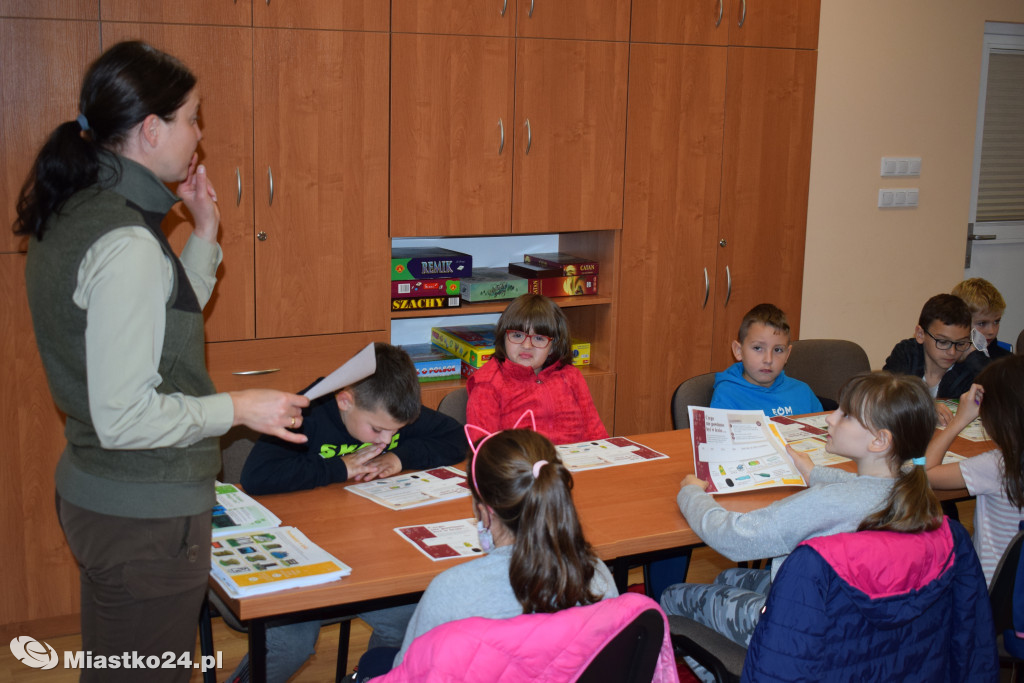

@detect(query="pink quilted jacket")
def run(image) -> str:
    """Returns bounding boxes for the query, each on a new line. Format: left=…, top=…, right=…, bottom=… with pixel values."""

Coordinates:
left=375, top=592, right=679, bottom=682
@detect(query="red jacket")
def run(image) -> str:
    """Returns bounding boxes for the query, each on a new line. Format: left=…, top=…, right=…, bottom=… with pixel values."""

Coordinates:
left=466, top=358, right=607, bottom=445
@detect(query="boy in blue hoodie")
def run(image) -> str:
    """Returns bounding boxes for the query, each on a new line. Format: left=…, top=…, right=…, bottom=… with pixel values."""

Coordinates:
left=711, top=303, right=822, bottom=417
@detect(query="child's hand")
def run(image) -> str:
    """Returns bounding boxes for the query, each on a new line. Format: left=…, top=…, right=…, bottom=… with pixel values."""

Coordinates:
left=954, top=384, right=983, bottom=426
left=787, top=445, right=815, bottom=480
left=935, top=402, right=954, bottom=428
left=357, top=452, right=402, bottom=482
left=342, top=443, right=385, bottom=481
left=681, top=474, right=709, bottom=491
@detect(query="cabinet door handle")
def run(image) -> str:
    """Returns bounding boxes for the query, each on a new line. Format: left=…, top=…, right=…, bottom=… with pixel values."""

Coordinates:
left=702, top=267, right=709, bottom=309
left=524, top=119, right=532, bottom=155
left=267, top=166, right=274, bottom=206
left=529, top=0, right=535, bottom=18
left=498, top=119, right=505, bottom=155
left=501, top=0, right=507, bottom=17
left=235, top=167, right=242, bottom=207
left=724, top=265, right=732, bottom=307
left=233, top=368, right=281, bottom=376
left=715, top=0, right=723, bottom=27
left=738, top=0, right=746, bottom=28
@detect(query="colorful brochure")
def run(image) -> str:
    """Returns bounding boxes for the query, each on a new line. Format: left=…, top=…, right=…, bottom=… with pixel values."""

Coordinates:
left=936, top=399, right=991, bottom=442
left=210, top=526, right=352, bottom=598
left=394, top=518, right=484, bottom=562
left=346, top=466, right=471, bottom=510
left=555, top=437, right=668, bottom=472
left=212, top=482, right=282, bottom=538
left=689, top=406, right=807, bottom=494
left=769, top=415, right=850, bottom=467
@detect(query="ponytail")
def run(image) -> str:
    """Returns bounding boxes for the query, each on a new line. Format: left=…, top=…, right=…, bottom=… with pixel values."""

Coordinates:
left=469, top=430, right=601, bottom=613
left=13, top=41, right=196, bottom=240
left=839, top=372, right=942, bottom=534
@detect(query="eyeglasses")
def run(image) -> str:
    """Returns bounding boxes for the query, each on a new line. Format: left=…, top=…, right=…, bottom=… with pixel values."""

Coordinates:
left=505, top=330, right=552, bottom=349
left=924, top=329, right=972, bottom=352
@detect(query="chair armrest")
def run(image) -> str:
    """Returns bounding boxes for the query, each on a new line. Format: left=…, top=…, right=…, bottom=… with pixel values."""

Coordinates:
left=667, top=615, right=745, bottom=683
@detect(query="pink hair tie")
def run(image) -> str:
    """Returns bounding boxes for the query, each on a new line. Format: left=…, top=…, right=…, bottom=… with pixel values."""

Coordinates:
left=532, top=460, right=549, bottom=479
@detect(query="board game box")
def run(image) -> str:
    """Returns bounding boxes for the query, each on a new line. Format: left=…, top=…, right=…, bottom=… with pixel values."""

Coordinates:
left=392, top=279, right=460, bottom=299
left=527, top=274, right=598, bottom=297
left=523, top=252, right=599, bottom=276
left=391, top=296, right=461, bottom=312
left=571, top=339, right=590, bottom=366
left=460, top=268, right=528, bottom=302
left=392, top=247, right=472, bottom=280
left=431, top=325, right=496, bottom=368
left=401, top=343, right=462, bottom=382
left=508, top=261, right=563, bottom=279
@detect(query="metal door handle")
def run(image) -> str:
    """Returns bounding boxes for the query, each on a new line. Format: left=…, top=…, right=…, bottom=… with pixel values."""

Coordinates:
left=529, top=0, right=535, bottom=18
left=524, top=119, right=532, bottom=155
left=501, top=0, right=507, bottom=16
left=968, top=234, right=997, bottom=240
left=702, top=267, right=709, bottom=309
left=233, top=369, right=280, bottom=376
left=738, top=0, right=746, bottom=28
left=716, top=0, right=723, bottom=27
left=498, top=119, right=505, bottom=155
left=267, top=166, right=274, bottom=206
left=235, top=167, right=242, bottom=206
left=724, top=265, right=732, bottom=307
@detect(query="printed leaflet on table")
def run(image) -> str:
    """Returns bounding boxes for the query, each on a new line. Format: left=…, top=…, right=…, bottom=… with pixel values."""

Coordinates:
left=689, top=406, right=807, bottom=494
left=555, top=437, right=667, bottom=472
left=210, top=483, right=351, bottom=598
left=346, top=466, right=470, bottom=510
left=769, top=415, right=850, bottom=467
left=394, top=518, right=484, bottom=562
left=937, top=399, right=991, bottom=442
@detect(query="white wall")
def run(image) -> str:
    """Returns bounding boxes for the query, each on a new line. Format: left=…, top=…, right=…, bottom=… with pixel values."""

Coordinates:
left=801, top=0, right=1024, bottom=367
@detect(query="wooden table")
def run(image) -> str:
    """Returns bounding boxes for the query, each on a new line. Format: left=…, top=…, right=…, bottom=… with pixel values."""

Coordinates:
left=215, top=423, right=989, bottom=681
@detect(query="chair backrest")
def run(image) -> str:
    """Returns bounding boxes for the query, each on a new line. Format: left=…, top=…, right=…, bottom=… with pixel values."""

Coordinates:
left=1016, top=327, right=1024, bottom=355
left=671, top=373, right=717, bottom=430
left=988, top=528, right=1024, bottom=658
left=785, top=339, right=871, bottom=407
left=576, top=608, right=664, bottom=683
left=219, top=425, right=260, bottom=483
left=436, top=387, right=469, bottom=424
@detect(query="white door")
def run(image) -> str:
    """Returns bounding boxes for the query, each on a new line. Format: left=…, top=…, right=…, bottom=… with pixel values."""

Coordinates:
left=965, top=23, right=1024, bottom=351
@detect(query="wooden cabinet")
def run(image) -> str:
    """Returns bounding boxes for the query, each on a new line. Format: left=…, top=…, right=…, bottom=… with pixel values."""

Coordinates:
left=100, top=0, right=387, bottom=30
left=616, top=42, right=817, bottom=435
left=100, top=0, right=250, bottom=26
left=632, top=0, right=818, bottom=49
left=0, top=19, right=99, bottom=253
left=0, top=0, right=96, bottom=19
left=515, top=0, right=630, bottom=41
left=0, top=254, right=77, bottom=639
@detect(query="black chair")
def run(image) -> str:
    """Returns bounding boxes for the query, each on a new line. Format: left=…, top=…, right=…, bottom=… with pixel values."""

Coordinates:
left=989, top=528, right=1024, bottom=680
left=1016, top=327, right=1024, bottom=355
left=785, top=339, right=870, bottom=410
left=670, top=373, right=717, bottom=430
left=199, top=427, right=353, bottom=683
left=577, top=607, right=665, bottom=683
left=436, top=387, right=468, bottom=424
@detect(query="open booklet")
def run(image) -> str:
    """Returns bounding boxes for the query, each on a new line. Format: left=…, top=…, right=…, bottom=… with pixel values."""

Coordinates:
left=689, top=406, right=806, bottom=495
left=210, top=483, right=351, bottom=598
left=346, top=466, right=471, bottom=510
left=394, top=518, right=484, bottom=562
left=555, top=437, right=668, bottom=472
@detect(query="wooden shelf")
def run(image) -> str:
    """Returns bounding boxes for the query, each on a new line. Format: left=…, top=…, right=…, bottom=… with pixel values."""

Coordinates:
left=391, top=294, right=613, bottom=319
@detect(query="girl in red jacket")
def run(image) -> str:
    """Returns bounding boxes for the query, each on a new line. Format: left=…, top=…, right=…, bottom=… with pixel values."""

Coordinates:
left=466, top=294, right=607, bottom=444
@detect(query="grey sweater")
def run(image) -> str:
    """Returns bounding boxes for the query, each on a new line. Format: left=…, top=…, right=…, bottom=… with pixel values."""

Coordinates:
left=678, top=466, right=895, bottom=577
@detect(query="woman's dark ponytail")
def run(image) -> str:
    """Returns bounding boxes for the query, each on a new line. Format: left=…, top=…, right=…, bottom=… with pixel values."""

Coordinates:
left=13, top=41, right=196, bottom=240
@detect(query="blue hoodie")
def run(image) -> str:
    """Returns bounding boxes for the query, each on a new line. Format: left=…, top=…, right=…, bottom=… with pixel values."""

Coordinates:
left=710, top=362, right=822, bottom=417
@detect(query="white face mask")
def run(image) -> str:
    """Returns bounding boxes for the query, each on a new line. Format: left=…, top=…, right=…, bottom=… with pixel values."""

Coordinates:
left=476, top=519, right=494, bottom=553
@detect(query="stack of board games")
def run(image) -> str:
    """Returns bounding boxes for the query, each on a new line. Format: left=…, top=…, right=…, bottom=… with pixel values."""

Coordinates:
left=401, top=343, right=461, bottom=383
left=509, top=252, right=598, bottom=297
left=391, top=247, right=471, bottom=312
left=459, top=267, right=529, bottom=303
left=431, top=324, right=496, bottom=373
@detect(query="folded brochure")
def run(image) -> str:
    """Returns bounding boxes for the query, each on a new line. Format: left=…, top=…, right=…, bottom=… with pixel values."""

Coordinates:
left=688, top=406, right=806, bottom=494
left=555, top=437, right=668, bottom=472
left=346, top=466, right=470, bottom=510
left=394, top=518, right=484, bottom=561
left=210, top=482, right=351, bottom=597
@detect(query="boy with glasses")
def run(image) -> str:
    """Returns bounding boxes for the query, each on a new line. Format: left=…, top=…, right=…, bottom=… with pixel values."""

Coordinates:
left=883, top=294, right=990, bottom=400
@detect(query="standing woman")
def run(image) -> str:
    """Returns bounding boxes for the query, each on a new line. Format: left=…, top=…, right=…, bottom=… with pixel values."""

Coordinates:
left=13, top=41, right=308, bottom=681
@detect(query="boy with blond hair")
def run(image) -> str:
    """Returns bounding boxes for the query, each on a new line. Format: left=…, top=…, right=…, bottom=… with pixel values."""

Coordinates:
left=711, top=303, right=822, bottom=417
left=952, top=277, right=1011, bottom=360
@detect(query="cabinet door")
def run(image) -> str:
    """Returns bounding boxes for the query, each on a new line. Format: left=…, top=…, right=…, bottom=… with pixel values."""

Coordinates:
left=516, top=0, right=630, bottom=41
left=712, top=47, right=817, bottom=371
left=391, top=34, right=514, bottom=237
left=513, top=39, right=627, bottom=234
left=392, top=0, right=513, bottom=36
left=0, top=0, right=95, bottom=18
left=1, top=19, right=98, bottom=253
left=616, top=44, right=727, bottom=435
left=253, top=29, right=388, bottom=338
left=100, top=0, right=251, bottom=26
left=101, top=24, right=256, bottom=343
left=630, top=0, right=729, bottom=45
left=0, top=254, right=77, bottom=633
left=727, top=0, right=819, bottom=49
left=254, top=0, right=388, bottom=31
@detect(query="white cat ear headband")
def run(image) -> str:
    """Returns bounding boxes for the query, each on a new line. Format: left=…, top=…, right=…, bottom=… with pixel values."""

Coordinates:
left=464, top=410, right=547, bottom=493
